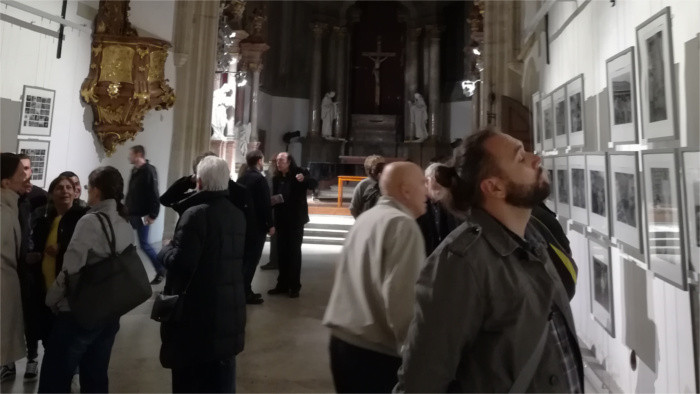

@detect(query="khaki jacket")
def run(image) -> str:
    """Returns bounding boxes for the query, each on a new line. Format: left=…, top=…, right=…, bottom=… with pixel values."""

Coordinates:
left=396, top=208, right=583, bottom=393
left=1, top=188, right=25, bottom=364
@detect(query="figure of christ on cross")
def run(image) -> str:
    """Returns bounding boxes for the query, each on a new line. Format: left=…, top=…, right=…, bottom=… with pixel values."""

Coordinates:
left=362, top=36, right=396, bottom=111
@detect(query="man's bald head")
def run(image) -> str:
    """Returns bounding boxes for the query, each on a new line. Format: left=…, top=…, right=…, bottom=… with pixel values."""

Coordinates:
left=379, top=162, right=427, bottom=218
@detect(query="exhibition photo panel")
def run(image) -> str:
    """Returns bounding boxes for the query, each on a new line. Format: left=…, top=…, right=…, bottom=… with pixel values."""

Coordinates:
left=19, top=85, right=55, bottom=137
left=544, top=156, right=556, bottom=212
left=542, top=94, right=554, bottom=150
left=569, top=154, right=588, bottom=225
left=681, top=149, right=700, bottom=274
left=589, top=238, right=615, bottom=337
left=608, top=152, right=643, bottom=255
left=532, top=91, right=543, bottom=153
left=553, top=86, right=568, bottom=149
left=606, top=47, right=638, bottom=144
left=587, top=154, right=610, bottom=236
left=566, top=75, right=585, bottom=147
left=555, top=155, right=570, bottom=218
left=636, top=6, right=678, bottom=141
left=17, top=139, right=50, bottom=188
left=642, top=150, right=686, bottom=289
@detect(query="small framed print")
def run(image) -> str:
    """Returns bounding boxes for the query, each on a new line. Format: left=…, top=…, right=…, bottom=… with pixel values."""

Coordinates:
left=17, top=139, right=50, bottom=188
left=636, top=7, right=678, bottom=141
left=542, top=94, right=554, bottom=151
left=587, top=154, right=609, bottom=236
left=589, top=238, right=615, bottom=337
left=609, top=152, right=643, bottom=255
left=568, top=154, right=587, bottom=225
left=544, top=157, right=555, bottom=212
left=553, top=86, right=568, bottom=149
left=642, top=150, right=686, bottom=289
left=19, top=86, right=55, bottom=137
left=532, top=92, right=543, bottom=153
left=566, top=75, right=585, bottom=147
left=606, top=47, right=638, bottom=144
left=554, top=156, right=570, bottom=218
left=680, top=149, right=700, bottom=273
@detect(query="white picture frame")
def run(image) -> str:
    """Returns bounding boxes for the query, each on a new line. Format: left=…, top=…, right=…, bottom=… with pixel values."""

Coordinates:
left=589, top=238, right=615, bottom=337
left=542, top=94, right=554, bottom=151
left=606, top=47, right=638, bottom=144
left=587, top=153, right=609, bottom=236
left=566, top=75, right=585, bottom=147
left=19, top=85, right=55, bottom=137
left=17, top=139, right=50, bottom=188
left=568, top=154, right=588, bottom=225
left=555, top=155, right=570, bottom=218
left=636, top=7, right=678, bottom=142
left=642, top=150, right=686, bottom=290
left=553, top=86, right=568, bottom=149
left=609, top=152, right=643, bottom=255
left=544, top=156, right=555, bottom=212
left=680, top=149, right=700, bottom=274
left=532, top=91, right=543, bottom=153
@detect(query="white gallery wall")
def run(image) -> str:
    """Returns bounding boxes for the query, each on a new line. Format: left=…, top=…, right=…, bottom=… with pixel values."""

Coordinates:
left=0, top=0, right=178, bottom=242
left=522, top=0, right=699, bottom=392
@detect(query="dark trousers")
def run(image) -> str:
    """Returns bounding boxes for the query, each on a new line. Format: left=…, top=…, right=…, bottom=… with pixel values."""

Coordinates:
left=130, top=216, right=165, bottom=275
left=269, top=232, right=278, bottom=265
left=329, top=336, right=402, bottom=393
left=243, top=230, right=267, bottom=295
left=38, top=313, right=120, bottom=393
left=275, top=225, right=304, bottom=292
left=18, top=266, right=41, bottom=360
left=172, top=357, right=236, bottom=393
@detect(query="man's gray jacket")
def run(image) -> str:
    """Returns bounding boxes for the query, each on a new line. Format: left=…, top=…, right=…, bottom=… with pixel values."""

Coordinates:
left=395, top=208, right=583, bottom=392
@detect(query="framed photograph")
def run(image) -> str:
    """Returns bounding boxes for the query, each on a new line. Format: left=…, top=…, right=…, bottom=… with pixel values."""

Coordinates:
left=587, top=154, right=609, bottom=236
left=636, top=7, right=677, bottom=141
left=544, top=157, right=555, bottom=212
left=555, top=156, right=570, bottom=218
left=542, top=94, right=554, bottom=151
left=16, top=139, right=50, bottom=188
left=19, top=86, right=55, bottom=137
left=606, top=47, right=638, bottom=144
left=608, top=152, right=643, bottom=254
left=566, top=75, right=585, bottom=147
left=642, top=150, right=686, bottom=289
left=532, top=92, right=543, bottom=153
left=589, top=238, right=615, bottom=337
left=568, top=155, right=588, bottom=225
left=553, top=86, right=568, bottom=149
left=680, top=149, right=700, bottom=273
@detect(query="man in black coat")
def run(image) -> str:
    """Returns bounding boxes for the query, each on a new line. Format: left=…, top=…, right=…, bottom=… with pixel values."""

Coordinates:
left=268, top=152, right=317, bottom=298
left=158, top=156, right=246, bottom=393
left=236, top=150, right=274, bottom=304
left=125, top=145, right=165, bottom=284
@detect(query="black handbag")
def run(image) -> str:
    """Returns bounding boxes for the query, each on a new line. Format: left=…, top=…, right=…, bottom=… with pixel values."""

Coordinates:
left=150, top=259, right=197, bottom=323
left=66, top=212, right=152, bottom=329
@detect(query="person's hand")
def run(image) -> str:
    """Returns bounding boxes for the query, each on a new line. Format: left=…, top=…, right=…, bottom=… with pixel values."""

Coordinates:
left=45, top=244, right=59, bottom=257
left=268, top=227, right=276, bottom=236
left=295, top=173, right=304, bottom=182
left=162, top=238, right=172, bottom=246
left=143, top=216, right=155, bottom=225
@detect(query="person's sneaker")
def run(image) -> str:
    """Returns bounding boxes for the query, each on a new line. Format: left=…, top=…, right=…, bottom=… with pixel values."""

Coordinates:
left=1, top=363, right=16, bottom=382
left=150, top=273, right=164, bottom=285
left=24, top=359, right=38, bottom=381
left=260, top=262, right=278, bottom=270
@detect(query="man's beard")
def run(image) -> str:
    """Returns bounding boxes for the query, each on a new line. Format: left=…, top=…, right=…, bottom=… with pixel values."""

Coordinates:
left=504, top=169, right=551, bottom=208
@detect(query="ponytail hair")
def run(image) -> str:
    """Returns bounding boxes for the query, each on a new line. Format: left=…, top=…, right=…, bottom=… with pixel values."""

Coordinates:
left=88, top=166, right=129, bottom=218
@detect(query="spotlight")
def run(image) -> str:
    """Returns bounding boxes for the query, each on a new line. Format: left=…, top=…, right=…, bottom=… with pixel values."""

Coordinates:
left=472, top=47, right=481, bottom=56
left=461, top=79, right=481, bottom=98
left=234, top=71, right=248, bottom=87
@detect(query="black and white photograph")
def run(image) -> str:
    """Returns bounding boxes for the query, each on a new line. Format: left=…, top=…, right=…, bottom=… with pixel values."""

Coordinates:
left=542, top=95, right=554, bottom=150
left=589, top=239, right=614, bottom=337
left=606, top=47, right=638, bottom=144
left=590, top=170, right=606, bottom=217
left=19, top=86, right=55, bottom=137
left=566, top=75, right=585, bottom=147
left=532, top=92, right=542, bottom=152
left=558, top=170, right=569, bottom=204
left=569, top=92, right=582, bottom=131
left=572, top=168, right=586, bottom=208
left=556, top=100, right=566, bottom=136
left=636, top=7, right=677, bottom=141
left=544, top=157, right=555, bottom=212
left=642, top=150, right=686, bottom=289
left=569, top=155, right=588, bottom=225
left=588, top=154, right=610, bottom=236
left=553, top=87, right=568, bottom=148
left=16, top=139, right=50, bottom=188
left=609, top=153, right=642, bottom=253
left=555, top=156, right=570, bottom=217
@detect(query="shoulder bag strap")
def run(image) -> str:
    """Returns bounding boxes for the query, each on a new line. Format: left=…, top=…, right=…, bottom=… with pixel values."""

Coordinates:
left=92, top=212, right=116, bottom=256
left=509, top=321, right=550, bottom=393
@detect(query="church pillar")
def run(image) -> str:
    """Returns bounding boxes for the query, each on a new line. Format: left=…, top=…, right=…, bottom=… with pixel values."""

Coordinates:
left=427, top=25, right=442, bottom=139
left=334, top=26, right=347, bottom=139
left=249, top=62, right=262, bottom=142
left=405, top=27, right=421, bottom=140
left=309, top=22, right=326, bottom=138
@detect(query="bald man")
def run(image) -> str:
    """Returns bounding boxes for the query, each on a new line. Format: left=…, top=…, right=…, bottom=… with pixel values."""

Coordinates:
left=322, top=162, right=427, bottom=393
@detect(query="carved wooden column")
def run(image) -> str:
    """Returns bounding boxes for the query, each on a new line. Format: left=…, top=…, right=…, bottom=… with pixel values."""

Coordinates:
left=334, top=26, right=347, bottom=139
left=426, top=25, right=442, bottom=139
left=309, top=22, right=326, bottom=138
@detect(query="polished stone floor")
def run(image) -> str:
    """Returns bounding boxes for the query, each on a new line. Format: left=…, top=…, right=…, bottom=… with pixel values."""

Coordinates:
left=1, top=243, right=342, bottom=393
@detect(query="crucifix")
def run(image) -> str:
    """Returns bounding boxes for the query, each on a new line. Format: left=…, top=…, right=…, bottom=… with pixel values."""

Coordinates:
left=362, top=36, right=396, bottom=111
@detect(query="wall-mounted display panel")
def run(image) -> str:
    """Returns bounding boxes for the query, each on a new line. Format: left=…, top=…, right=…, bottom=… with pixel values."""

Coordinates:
left=555, top=156, right=570, bottom=218
left=681, top=149, right=700, bottom=273
left=19, top=85, right=55, bottom=137
left=586, top=154, right=609, bottom=236
left=553, top=86, right=568, bottom=149
left=642, top=150, right=686, bottom=289
left=544, top=156, right=555, bottom=212
left=17, top=139, right=50, bottom=188
left=589, top=238, right=615, bottom=337
left=566, top=75, right=585, bottom=147
left=636, top=7, right=678, bottom=142
left=532, top=92, right=543, bottom=153
left=542, top=94, right=554, bottom=151
left=606, top=47, right=638, bottom=144
left=608, top=152, right=643, bottom=255
left=569, top=154, right=588, bottom=225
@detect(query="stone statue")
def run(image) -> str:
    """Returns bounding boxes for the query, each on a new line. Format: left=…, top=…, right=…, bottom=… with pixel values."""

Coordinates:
left=235, top=121, right=251, bottom=157
left=321, top=91, right=338, bottom=138
left=408, top=93, right=428, bottom=142
left=211, top=83, right=236, bottom=140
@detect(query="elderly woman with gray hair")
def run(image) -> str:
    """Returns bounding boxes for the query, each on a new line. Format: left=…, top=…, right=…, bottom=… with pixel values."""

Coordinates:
left=416, top=162, right=462, bottom=256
